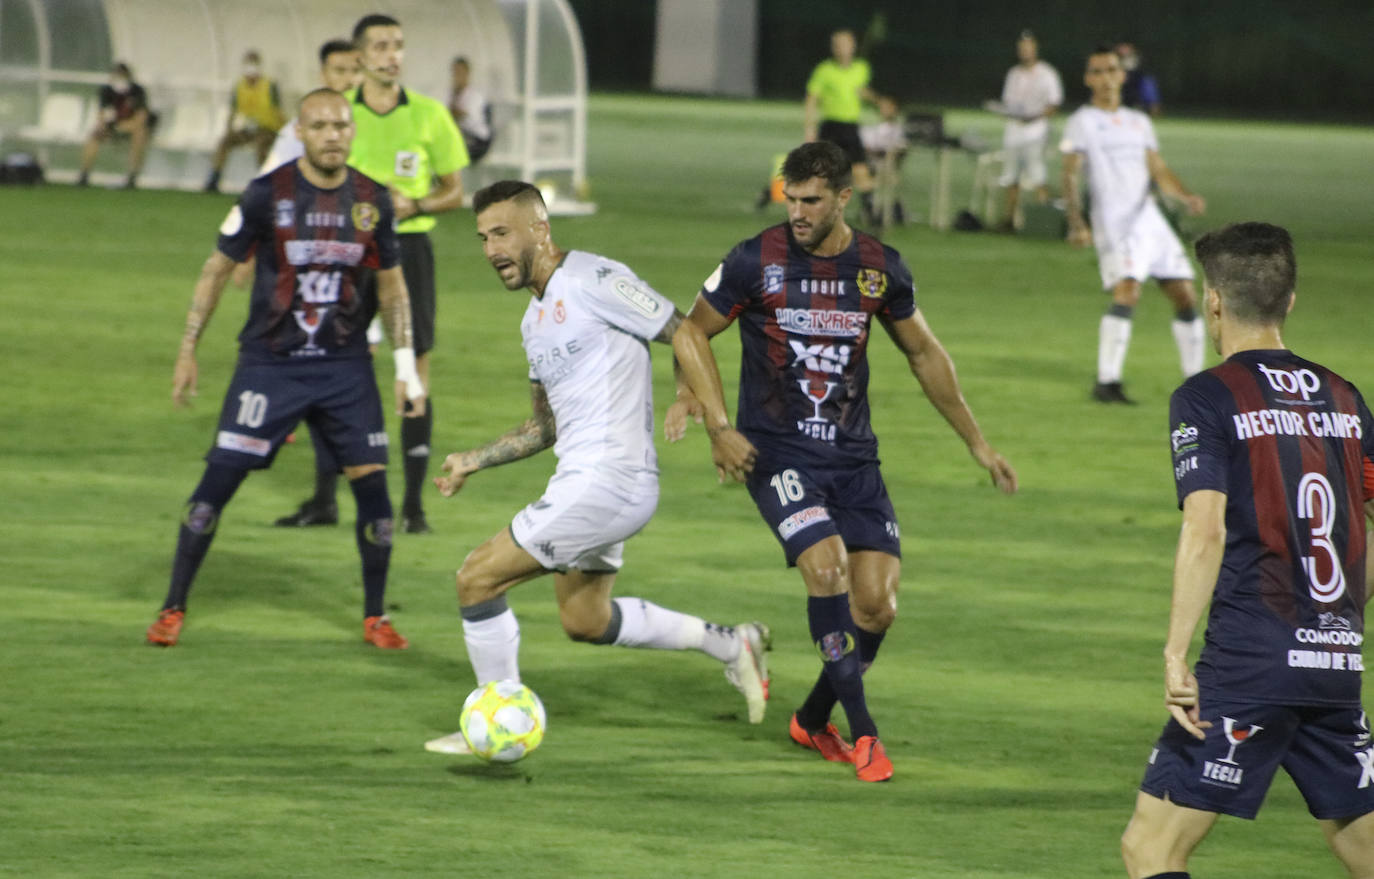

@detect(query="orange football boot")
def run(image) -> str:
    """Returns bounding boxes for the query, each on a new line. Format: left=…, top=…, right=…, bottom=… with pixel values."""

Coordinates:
left=789, top=713, right=854, bottom=763
left=852, top=735, right=893, bottom=782
left=364, top=615, right=409, bottom=649
left=146, top=609, right=184, bottom=646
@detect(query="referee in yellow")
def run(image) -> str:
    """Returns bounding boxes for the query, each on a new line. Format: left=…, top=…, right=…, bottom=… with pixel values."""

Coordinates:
left=347, top=12, right=468, bottom=533
left=803, top=29, right=879, bottom=224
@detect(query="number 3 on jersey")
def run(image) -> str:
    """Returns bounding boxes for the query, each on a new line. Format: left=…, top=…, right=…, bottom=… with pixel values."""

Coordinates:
left=1296, top=471, right=1345, bottom=602
left=770, top=469, right=805, bottom=505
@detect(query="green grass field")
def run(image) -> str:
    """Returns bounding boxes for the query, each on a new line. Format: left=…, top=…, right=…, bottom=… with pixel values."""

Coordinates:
left=1, top=95, right=1371, bottom=878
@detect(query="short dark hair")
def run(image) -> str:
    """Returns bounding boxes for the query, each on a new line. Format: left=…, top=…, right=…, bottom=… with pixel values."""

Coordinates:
left=319, top=39, right=355, bottom=66
left=353, top=13, right=400, bottom=45
left=1086, top=44, right=1120, bottom=66
left=111, top=61, right=131, bottom=77
left=1194, top=222, right=1297, bottom=325
left=473, top=179, right=546, bottom=215
left=452, top=56, right=470, bottom=68
left=781, top=141, right=852, bottom=192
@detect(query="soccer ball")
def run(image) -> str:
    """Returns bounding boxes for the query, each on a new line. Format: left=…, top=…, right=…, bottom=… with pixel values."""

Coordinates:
left=460, top=680, right=547, bottom=763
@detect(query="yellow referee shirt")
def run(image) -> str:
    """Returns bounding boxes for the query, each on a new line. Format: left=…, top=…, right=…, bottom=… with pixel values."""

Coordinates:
left=806, top=58, right=871, bottom=123
left=346, top=85, right=468, bottom=235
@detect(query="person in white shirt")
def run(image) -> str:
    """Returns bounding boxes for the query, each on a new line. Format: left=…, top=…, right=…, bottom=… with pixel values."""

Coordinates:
left=422, top=181, right=769, bottom=756
left=448, top=56, right=492, bottom=163
left=991, top=31, right=1062, bottom=231
left=1061, top=46, right=1206, bottom=405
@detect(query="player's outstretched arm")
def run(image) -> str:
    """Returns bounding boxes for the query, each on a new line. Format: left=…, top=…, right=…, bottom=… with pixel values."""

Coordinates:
left=376, top=265, right=426, bottom=418
left=1061, top=153, right=1091, bottom=247
left=666, top=295, right=735, bottom=441
left=660, top=308, right=756, bottom=483
left=1164, top=489, right=1226, bottom=739
left=172, top=250, right=237, bottom=407
left=435, top=381, right=556, bottom=498
left=881, top=311, right=1017, bottom=494
left=1146, top=150, right=1205, bottom=216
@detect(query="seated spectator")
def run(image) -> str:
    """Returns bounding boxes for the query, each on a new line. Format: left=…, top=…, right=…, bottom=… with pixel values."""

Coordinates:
left=860, top=95, right=909, bottom=224
left=76, top=62, right=156, bottom=189
left=447, top=56, right=491, bottom=163
left=205, top=50, right=285, bottom=192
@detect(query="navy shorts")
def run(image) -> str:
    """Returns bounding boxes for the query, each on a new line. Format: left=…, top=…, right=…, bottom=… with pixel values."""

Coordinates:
left=746, top=450, right=900, bottom=566
left=205, top=358, right=389, bottom=471
left=818, top=121, right=868, bottom=167
left=1139, top=696, right=1374, bottom=820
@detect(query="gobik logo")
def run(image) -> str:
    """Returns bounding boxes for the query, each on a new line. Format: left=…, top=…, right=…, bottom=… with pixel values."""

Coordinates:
left=1258, top=364, right=1320, bottom=400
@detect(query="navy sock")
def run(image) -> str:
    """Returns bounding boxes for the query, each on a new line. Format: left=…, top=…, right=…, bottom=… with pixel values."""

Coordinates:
left=349, top=470, right=393, bottom=617
left=400, top=399, right=431, bottom=518
left=308, top=426, right=339, bottom=507
left=805, top=594, right=877, bottom=740
left=163, top=464, right=247, bottom=610
left=795, top=624, right=886, bottom=731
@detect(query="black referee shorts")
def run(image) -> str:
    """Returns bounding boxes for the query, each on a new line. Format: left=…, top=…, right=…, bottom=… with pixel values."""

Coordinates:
left=818, top=120, right=868, bottom=167
left=398, top=233, right=436, bottom=356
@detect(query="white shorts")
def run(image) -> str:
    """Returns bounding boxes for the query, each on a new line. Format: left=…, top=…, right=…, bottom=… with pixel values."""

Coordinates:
left=1094, top=205, right=1195, bottom=290
left=998, top=140, right=1048, bottom=188
left=510, top=468, right=659, bottom=572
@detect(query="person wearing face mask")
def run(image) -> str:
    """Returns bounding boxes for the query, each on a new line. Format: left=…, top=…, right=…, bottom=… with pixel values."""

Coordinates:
left=76, top=62, right=156, bottom=189
left=204, top=50, right=286, bottom=193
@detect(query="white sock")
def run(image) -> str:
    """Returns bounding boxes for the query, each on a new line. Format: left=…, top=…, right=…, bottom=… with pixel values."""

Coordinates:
left=1098, top=314, right=1133, bottom=383
left=462, top=608, right=521, bottom=685
left=611, top=597, right=739, bottom=662
left=1172, top=317, right=1205, bottom=376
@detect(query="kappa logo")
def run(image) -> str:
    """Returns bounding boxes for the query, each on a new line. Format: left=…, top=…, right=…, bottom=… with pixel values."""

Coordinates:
left=763, top=264, right=785, bottom=295
left=1357, top=745, right=1374, bottom=790
left=596, top=266, right=613, bottom=282
left=1258, top=363, right=1321, bottom=400
left=856, top=268, right=887, bottom=298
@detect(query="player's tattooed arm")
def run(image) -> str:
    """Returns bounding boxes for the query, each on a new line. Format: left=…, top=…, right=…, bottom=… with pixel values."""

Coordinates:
left=376, top=266, right=415, bottom=350
left=1061, top=153, right=1090, bottom=247
left=436, top=382, right=556, bottom=497
left=173, top=250, right=238, bottom=407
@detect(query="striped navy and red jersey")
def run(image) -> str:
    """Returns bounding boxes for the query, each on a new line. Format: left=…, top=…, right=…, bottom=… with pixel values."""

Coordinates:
left=1170, top=349, right=1374, bottom=706
left=700, top=223, right=916, bottom=467
left=217, top=163, right=398, bottom=364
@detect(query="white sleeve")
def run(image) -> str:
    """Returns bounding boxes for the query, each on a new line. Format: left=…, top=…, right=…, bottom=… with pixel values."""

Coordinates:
left=1142, top=115, right=1160, bottom=152
left=1047, top=66, right=1063, bottom=106
left=579, top=256, right=675, bottom=341
left=1059, top=111, right=1086, bottom=153
left=1001, top=69, right=1014, bottom=105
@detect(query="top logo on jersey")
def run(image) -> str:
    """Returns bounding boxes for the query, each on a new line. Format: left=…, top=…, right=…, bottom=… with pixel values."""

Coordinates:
left=856, top=268, right=887, bottom=299
left=612, top=277, right=662, bottom=318
left=351, top=202, right=379, bottom=232
left=1258, top=364, right=1321, bottom=401
left=275, top=199, right=295, bottom=228
left=763, top=264, right=785, bottom=295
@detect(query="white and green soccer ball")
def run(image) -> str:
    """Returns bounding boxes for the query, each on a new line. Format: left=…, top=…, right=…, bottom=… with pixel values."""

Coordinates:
left=460, top=680, right=547, bottom=763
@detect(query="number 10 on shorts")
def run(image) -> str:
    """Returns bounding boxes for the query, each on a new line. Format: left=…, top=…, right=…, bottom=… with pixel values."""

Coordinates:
left=236, top=391, right=268, bottom=428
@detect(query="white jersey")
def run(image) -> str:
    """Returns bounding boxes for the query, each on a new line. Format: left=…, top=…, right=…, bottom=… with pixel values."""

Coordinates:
left=521, top=250, right=674, bottom=478
left=1060, top=104, right=1160, bottom=241
left=449, top=87, right=490, bottom=141
left=1001, top=61, right=1062, bottom=147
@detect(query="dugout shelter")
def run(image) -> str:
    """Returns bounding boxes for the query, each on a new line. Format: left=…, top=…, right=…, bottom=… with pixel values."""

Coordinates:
left=0, top=0, right=593, bottom=211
